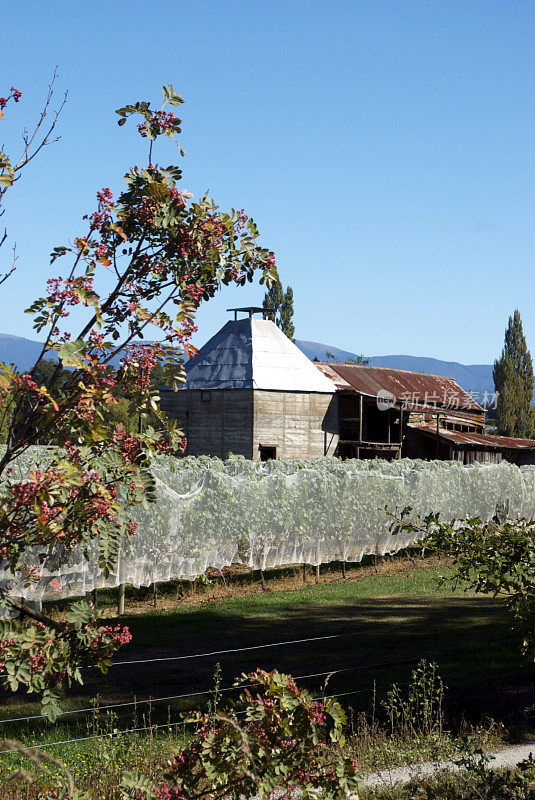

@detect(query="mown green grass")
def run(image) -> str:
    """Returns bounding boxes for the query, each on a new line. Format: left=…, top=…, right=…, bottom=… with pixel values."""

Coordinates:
left=0, top=559, right=532, bottom=787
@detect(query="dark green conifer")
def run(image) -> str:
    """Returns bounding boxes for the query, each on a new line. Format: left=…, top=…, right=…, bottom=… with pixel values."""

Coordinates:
left=493, top=309, right=535, bottom=438
left=263, top=277, right=295, bottom=341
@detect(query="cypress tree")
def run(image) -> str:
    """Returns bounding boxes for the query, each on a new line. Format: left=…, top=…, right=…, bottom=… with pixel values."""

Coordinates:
left=263, top=277, right=295, bottom=341
left=493, top=309, right=535, bottom=438
left=263, top=277, right=284, bottom=324
left=279, top=286, right=295, bottom=342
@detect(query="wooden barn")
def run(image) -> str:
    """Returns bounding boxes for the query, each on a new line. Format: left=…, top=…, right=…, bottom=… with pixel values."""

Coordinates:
left=316, top=362, right=535, bottom=465
left=160, top=308, right=339, bottom=461
left=160, top=308, right=535, bottom=465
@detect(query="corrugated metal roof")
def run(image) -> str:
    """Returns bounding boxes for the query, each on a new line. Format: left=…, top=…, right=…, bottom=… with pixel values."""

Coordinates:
left=315, top=363, right=353, bottom=390
left=315, top=363, right=483, bottom=413
left=183, top=318, right=337, bottom=393
left=410, top=423, right=535, bottom=450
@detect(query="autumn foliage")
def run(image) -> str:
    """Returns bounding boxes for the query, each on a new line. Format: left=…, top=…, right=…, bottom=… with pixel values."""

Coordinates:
left=0, top=84, right=276, bottom=717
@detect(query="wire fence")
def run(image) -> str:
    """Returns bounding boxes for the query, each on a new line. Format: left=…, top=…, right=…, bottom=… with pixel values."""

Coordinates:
left=106, top=617, right=498, bottom=668
left=0, top=630, right=505, bottom=727
left=0, top=634, right=513, bottom=755
left=0, top=681, right=419, bottom=754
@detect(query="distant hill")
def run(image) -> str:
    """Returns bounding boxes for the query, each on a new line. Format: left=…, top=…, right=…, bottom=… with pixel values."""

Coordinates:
left=0, top=333, right=57, bottom=372
left=296, top=339, right=495, bottom=401
left=0, top=330, right=497, bottom=402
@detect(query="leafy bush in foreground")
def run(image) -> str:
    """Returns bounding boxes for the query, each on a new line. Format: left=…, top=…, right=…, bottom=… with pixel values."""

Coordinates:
left=122, top=669, right=360, bottom=800
left=2, top=670, right=360, bottom=800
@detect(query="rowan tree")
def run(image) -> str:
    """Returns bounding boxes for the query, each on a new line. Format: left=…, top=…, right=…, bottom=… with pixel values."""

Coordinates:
left=0, top=83, right=276, bottom=718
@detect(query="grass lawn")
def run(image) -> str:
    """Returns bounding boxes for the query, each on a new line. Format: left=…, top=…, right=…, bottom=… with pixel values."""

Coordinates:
left=0, top=557, right=533, bottom=780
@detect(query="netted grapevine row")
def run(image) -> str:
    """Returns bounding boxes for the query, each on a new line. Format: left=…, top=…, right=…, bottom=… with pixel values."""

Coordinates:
left=2, top=449, right=535, bottom=601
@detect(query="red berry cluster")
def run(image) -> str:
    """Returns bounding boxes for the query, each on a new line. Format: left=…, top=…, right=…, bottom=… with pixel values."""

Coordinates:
left=0, top=87, right=22, bottom=110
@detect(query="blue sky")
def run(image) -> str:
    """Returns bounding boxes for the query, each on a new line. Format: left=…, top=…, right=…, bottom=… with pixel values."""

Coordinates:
left=1, top=0, right=534, bottom=363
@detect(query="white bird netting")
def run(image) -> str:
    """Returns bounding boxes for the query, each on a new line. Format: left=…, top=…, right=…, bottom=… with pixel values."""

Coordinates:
left=2, top=449, right=535, bottom=602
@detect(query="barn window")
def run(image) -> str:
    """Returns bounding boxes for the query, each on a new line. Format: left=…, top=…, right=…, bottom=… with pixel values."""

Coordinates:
left=259, top=445, right=277, bottom=461
left=201, top=391, right=210, bottom=403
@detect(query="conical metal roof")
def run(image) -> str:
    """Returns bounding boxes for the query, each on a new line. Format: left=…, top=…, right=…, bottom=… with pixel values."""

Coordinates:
left=184, top=318, right=337, bottom=392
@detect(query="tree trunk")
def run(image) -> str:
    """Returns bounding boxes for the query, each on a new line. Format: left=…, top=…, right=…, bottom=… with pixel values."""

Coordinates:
left=315, top=564, right=320, bottom=581
left=152, top=582, right=158, bottom=607
left=302, top=563, right=307, bottom=583
left=341, top=560, right=347, bottom=580
left=92, top=588, right=98, bottom=608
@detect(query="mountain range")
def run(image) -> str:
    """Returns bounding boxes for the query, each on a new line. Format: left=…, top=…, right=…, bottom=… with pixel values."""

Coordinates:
left=295, top=339, right=496, bottom=401
left=0, top=331, right=497, bottom=401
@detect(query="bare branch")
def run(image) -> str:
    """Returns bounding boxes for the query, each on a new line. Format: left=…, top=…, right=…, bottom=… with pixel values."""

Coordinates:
left=0, top=240, right=17, bottom=285
left=1, top=739, right=75, bottom=795
left=10, top=68, right=68, bottom=184
left=0, top=70, right=67, bottom=282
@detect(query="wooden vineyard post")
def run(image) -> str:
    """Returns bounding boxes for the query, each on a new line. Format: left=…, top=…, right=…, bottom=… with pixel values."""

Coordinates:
left=118, top=583, right=125, bottom=615
left=252, top=567, right=269, bottom=592
left=117, top=553, right=125, bottom=615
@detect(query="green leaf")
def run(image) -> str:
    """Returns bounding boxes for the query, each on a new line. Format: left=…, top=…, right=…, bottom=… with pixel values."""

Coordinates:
left=58, top=339, right=88, bottom=368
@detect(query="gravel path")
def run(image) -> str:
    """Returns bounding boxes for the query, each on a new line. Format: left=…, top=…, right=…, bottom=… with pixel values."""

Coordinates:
left=249, top=742, right=535, bottom=798
left=363, top=741, right=535, bottom=787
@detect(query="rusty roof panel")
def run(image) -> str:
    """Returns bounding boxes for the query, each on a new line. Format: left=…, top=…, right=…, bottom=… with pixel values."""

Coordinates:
left=314, top=363, right=352, bottom=390
left=411, top=423, right=535, bottom=450
left=315, top=363, right=484, bottom=413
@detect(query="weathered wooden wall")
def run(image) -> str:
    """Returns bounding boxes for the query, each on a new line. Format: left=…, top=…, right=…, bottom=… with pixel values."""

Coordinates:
left=403, top=427, right=505, bottom=464
left=456, top=449, right=502, bottom=464
left=160, top=389, right=339, bottom=461
left=160, top=389, right=254, bottom=459
left=252, top=391, right=338, bottom=460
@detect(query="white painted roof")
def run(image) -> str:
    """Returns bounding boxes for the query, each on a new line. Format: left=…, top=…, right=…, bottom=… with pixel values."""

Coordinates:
left=183, top=318, right=336, bottom=393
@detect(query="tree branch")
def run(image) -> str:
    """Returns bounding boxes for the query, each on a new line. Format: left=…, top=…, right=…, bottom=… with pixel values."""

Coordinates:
left=1, top=592, right=66, bottom=633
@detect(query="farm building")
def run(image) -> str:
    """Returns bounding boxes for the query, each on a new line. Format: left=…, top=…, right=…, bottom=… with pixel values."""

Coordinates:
left=160, top=308, right=535, bottom=465
left=316, top=362, right=535, bottom=465
left=160, top=308, right=339, bottom=461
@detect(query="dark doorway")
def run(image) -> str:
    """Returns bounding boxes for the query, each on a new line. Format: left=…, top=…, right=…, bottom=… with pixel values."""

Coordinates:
left=259, top=445, right=277, bottom=461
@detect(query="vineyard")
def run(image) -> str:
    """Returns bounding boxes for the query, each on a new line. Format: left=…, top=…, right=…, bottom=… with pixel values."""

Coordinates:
left=2, top=450, right=535, bottom=603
